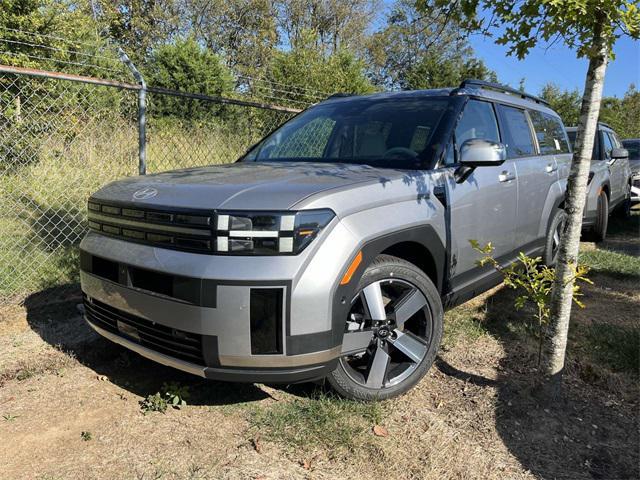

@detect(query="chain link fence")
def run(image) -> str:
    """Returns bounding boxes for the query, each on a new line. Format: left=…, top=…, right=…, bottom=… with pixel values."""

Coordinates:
left=0, top=66, right=302, bottom=306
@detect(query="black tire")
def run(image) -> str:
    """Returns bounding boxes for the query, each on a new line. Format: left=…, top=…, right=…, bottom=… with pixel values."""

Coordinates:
left=592, top=190, right=609, bottom=242
left=327, top=254, right=443, bottom=401
left=543, top=208, right=567, bottom=267
left=614, top=196, right=632, bottom=219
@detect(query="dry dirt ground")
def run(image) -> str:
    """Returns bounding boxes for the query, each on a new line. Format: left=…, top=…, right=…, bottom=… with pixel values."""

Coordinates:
left=0, top=218, right=638, bottom=480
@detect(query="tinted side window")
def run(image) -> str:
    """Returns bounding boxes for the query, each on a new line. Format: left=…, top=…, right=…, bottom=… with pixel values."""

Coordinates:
left=497, top=105, right=535, bottom=158
left=622, top=140, right=640, bottom=159
left=454, top=100, right=500, bottom=154
left=608, top=131, right=622, bottom=148
left=601, top=131, right=614, bottom=159
left=529, top=110, right=570, bottom=154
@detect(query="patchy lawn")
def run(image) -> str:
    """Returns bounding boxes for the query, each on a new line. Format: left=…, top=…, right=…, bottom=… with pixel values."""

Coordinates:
left=0, top=214, right=638, bottom=480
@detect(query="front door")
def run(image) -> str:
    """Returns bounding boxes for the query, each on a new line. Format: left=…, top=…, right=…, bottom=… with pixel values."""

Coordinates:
left=603, top=130, right=629, bottom=206
left=442, top=99, right=518, bottom=295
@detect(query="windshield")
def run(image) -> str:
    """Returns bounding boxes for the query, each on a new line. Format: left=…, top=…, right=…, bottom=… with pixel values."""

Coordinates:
left=242, top=97, right=449, bottom=169
left=622, top=140, right=640, bottom=159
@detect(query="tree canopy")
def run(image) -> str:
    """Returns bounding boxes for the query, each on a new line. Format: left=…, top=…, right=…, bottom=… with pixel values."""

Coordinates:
left=146, top=38, right=234, bottom=119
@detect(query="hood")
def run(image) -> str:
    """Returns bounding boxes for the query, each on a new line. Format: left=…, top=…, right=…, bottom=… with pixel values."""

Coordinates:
left=629, top=159, right=640, bottom=175
left=92, top=162, right=399, bottom=211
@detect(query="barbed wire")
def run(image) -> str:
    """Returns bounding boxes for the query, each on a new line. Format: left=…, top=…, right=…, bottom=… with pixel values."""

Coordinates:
left=236, top=74, right=330, bottom=98
left=0, top=50, right=124, bottom=74
left=0, top=37, right=122, bottom=63
left=0, top=26, right=110, bottom=51
left=0, top=27, right=324, bottom=107
left=244, top=81, right=325, bottom=102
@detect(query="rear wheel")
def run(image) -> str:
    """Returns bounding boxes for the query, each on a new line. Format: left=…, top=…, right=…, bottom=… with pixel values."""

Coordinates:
left=592, top=190, right=609, bottom=242
left=327, top=255, right=443, bottom=401
left=614, top=196, right=632, bottom=219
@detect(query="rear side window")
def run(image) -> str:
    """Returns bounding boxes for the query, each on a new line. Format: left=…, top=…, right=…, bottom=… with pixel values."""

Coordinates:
left=497, top=105, right=535, bottom=158
left=529, top=111, right=571, bottom=154
left=454, top=100, right=501, bottom=153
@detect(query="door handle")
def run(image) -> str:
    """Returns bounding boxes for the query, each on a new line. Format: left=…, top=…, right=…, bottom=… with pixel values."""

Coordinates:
left=545, top=164, right=558, bottom=173
left=499, top=171, right=516, bottom=182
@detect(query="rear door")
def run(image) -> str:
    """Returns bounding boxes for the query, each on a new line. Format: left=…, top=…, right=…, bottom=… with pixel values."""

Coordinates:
left=526, top=109, right=572, bottom=243
left=443, top=99, right=518, bottom=292
left=495, top=104, right=545, bottom=250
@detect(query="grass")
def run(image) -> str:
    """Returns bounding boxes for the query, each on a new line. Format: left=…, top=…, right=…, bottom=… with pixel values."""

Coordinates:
left=583, top=323, right=640, bottom=374
left=579, top=248, right=640, bottom=279
left=248, top=391, right=385, bottom=455
left=442, top=303, right=490, bottom=348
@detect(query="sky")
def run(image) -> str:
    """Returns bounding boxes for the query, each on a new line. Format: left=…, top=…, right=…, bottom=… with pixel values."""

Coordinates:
left=469, top=33, right=640, bottom=98
left=374, top=1, right=640, bottom=98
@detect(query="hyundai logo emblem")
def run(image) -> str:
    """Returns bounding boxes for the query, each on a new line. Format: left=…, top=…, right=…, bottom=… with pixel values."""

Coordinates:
left=132, top=187, right=158, bottom=200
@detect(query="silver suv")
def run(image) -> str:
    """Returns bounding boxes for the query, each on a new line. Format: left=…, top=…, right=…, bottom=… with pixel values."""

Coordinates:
left=567, top=123, right=632, bottom=240
left=80, top=80, right=572, bottom=400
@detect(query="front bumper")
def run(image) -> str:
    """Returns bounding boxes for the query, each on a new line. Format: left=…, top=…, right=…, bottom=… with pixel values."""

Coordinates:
left=79, top=219, right=358, bottom=383
left=85, top=315, right=337, bottom=383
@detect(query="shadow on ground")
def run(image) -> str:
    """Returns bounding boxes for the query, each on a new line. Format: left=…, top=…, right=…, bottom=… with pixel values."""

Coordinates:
left=437, top=283, right=639, bottom=480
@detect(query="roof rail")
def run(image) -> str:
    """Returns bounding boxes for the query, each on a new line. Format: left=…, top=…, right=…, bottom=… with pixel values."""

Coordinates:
left=457, top=79, right=550, bottom=106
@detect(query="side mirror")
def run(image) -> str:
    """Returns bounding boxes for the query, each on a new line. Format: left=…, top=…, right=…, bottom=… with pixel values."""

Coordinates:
left=611, top=148, right=629, bottom=159
left=459, top=139, right=507, bottom=167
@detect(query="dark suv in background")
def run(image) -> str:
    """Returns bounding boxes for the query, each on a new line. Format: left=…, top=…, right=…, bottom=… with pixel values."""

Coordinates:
left=567, top=123, right=631, bottom=241
left=622, top=138, right=640, bottom=204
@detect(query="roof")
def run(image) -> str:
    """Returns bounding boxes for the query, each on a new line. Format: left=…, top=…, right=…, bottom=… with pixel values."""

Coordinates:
left=324, top=79, right=557, bottom=115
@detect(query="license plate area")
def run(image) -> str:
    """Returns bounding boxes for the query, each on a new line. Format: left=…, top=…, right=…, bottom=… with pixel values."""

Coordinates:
left=117, top=320, right=140, bottom=341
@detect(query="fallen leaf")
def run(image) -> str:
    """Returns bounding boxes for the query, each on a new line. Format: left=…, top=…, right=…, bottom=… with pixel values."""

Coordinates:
left=373, top=425, right=389, bottom=437
left=301, top=459, right=312, bottom=470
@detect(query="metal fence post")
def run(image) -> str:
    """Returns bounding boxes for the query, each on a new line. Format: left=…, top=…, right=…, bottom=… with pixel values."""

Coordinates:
left=117, top=48, right=147, bottom=175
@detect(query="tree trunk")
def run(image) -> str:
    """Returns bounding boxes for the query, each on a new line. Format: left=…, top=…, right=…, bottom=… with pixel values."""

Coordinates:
left=541, top=18, right=609, bottom=400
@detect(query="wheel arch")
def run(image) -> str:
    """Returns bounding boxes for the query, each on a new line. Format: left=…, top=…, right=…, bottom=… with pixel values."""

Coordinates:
left=380, top=241, right=439, bottom=290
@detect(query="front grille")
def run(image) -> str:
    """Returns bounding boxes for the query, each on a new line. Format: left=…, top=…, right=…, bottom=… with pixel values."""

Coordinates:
left=84, top=295, right=205, bottom=365
left=87, top=200, right=214, bottom=254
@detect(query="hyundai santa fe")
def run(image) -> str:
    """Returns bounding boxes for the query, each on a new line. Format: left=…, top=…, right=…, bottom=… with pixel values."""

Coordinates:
left=80, top=80, right=572, bottom=400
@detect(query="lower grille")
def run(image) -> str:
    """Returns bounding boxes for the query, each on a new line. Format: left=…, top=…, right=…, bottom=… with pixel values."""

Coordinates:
left=84, top=295, right=205, bottom=365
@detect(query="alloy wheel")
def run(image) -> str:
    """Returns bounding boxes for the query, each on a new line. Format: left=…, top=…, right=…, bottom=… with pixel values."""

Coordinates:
left=340, top=278, right=433, bottom=390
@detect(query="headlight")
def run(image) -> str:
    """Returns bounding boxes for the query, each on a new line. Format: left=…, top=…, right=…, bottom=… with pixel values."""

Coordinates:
left=214, top=209, right=335, bottom=255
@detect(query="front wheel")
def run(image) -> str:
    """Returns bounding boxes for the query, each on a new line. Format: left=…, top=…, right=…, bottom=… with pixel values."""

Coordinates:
left=327, top=255, right=443, bottom=401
